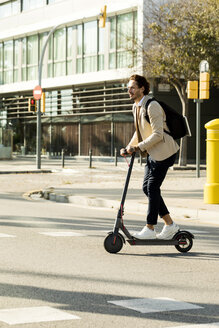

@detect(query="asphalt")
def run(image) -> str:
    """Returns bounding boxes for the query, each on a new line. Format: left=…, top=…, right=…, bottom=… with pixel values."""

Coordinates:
left=0, top=155, right=218, bottom=226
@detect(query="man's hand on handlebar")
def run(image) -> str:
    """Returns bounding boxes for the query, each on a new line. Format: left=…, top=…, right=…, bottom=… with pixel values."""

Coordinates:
left=120, top=148, right=127, bottom=156
left=120, top=146, right=139, bottom=156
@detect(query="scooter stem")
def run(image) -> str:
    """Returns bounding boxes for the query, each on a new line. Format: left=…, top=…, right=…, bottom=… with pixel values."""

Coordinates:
left=120, top=152, right=136, bottom=207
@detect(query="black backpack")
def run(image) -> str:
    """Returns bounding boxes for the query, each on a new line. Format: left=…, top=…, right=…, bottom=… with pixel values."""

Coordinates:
left=145, top=98, right=191, bottom=140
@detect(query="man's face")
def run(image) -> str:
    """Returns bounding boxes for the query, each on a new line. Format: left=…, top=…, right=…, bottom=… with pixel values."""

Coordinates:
left=127, top=80, right=145, bottom=102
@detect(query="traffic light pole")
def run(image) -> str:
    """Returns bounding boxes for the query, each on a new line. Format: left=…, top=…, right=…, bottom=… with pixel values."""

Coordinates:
left=194, top=99, right=203, bottom=178
left=37, top=23, right=62, bottom=169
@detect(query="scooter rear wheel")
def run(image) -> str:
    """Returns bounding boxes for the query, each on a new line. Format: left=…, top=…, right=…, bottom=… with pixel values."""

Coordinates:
left=104, top=233, right=123, bottom=254
left=175, top=232, right=193, bottom=253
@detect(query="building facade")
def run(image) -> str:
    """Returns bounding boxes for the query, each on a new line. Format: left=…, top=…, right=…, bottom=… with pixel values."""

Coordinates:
left=0, top=0, right=218, bottom=159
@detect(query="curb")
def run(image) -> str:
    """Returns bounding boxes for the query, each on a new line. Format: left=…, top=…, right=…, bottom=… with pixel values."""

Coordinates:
left=40, top=189, right=219, bottom=226
left=0, top=170, right=52, bottom=174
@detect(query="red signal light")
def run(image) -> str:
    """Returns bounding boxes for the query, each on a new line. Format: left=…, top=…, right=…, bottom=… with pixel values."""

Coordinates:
left=28, top=97, right=36, bottom=112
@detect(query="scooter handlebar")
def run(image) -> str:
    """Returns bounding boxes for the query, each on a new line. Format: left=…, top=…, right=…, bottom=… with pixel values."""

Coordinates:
left=120, top=148, right=136, bottom=156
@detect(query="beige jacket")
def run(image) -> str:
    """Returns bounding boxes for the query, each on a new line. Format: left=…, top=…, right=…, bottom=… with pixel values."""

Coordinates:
left=127, top=95, right=179, bottom=161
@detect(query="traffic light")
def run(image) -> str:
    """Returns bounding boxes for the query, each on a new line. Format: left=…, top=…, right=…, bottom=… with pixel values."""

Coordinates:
left=99, top=5, right=107, bottom=28
left=28, top=97, right=36, bottom=112
left=187, top=81, right=198, bottom=99
left=199, top=72, right=210, bottom=99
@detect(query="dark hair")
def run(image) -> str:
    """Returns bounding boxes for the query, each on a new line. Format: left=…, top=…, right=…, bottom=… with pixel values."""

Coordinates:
left=129, top=74, right=150, bottom=95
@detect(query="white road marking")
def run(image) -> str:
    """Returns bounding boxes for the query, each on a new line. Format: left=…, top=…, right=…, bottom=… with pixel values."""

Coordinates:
left=0, top=306, right=80, bottom=325
left=0, top=233, right=15, bottom=238
left=39, top=231, right=85, bottom=237
left=188, top=230, right=208, bottom=234
left=108, top=297, right=203, bottom=313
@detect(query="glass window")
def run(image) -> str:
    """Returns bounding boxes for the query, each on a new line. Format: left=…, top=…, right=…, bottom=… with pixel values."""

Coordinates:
left=48, top=35, right=53, bottom=77
left=27, top=35, right=38, bottom=80
left=117, top=13, right=133, bottom=49
left=22, top=0, right=44, bottom=11
left=0, top=43, right=3, bottom=84
left=4, top=41, right=13, bottom=84
left=0, top=0, right=19, bottom=18
left=39, top=32, right=48, bottom=79
left=133, top=11, right=138, bottom=66
left=67, top=27, right=73, bottom=75
left=117, top=12, right=133, bottom=68
left=0, top=1, right=11, bottom=18
left=12, top=0, right=19, bottom=14
left=98, top=26, right=105, bottom=71
left=110, top=17, right=116, bottom=50
left=84, top=21, right=97, bottom=73
left=60, top=89, right=72, bottom=115
left=14, top=39, right=19, bottom=82
left=76, top=24, right=82, bottom=74
left=21, top=38, right=27, bottom=81
left=45, top=91, right=58, bottom=116
left=54, top=28, right=66, bottom=77
left=109, top=17, right=116, bottom=69
left=109, top=11, right=137, bottom=70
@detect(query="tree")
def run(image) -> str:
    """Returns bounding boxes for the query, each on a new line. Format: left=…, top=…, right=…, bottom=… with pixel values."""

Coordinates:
left=140, top=0, right=219, bottom=165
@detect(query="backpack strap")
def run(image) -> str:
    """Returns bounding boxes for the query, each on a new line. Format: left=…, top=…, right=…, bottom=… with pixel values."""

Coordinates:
left=145, top=97, right=172, bottom=137
left=145, top=97, right=155, bottom=123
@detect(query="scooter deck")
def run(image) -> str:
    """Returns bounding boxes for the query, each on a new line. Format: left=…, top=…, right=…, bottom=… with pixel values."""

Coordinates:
left=127, top=239, right=179, bottom=246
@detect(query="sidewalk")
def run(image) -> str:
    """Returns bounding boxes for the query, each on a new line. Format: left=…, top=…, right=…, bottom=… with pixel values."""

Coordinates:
left=0, top=156, right=218, bottom=226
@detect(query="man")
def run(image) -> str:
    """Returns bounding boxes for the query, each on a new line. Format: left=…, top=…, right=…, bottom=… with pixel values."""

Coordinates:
left=120, top=74, right=180, bottom=240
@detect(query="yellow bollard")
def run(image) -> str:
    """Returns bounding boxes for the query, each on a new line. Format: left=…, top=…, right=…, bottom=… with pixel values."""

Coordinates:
left=204, top=119, right=219, bottom=204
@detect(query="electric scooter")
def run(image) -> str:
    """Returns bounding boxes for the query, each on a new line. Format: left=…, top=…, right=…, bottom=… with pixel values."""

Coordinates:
left=104, top=152, right=194, bottom=254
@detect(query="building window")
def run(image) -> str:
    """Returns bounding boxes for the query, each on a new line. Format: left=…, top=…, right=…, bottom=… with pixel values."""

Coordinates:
left=98, top=26, right=105, bottom=71
left=45, top=91, right=58, bottom=116
left=117, top=12, right=133, bottom=68
left=60, top=89, right=72, bottom=115
left=0, top=0, right=19, bottom=19
left=21, top=38, right=27, bottom=81
left=39, top=32, right=48, bottom=79
left=76, top=24, right=83, bottom=74
left=0, top=10, right=137, bottom=85
left=14, top=39, right=19, bottom=82
left=109, top=17, right=116, bottom=69
left=67, top=27, right=73, bottom=75
left=76, top=20, right=105, bottom=74
left=22, top=0, right=44, bottom=11
left=27, top=35, right=38, bottom=80
left=84, top=21, right=97, bottom=73
left=0, top=43, right=3, bottom=85
left=109, top=11, right=137, bottom=69
left=3, top=41, right=13, bottom=84
left=48, top=35, right=53, bottom=78
left=54, top=28, right=66, bottom=77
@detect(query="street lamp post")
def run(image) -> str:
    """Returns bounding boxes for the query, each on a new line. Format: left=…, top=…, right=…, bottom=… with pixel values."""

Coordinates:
left=187, top=60, right=210, bottom=178
left=195, top=60, right=210, bottom=178
left=36, top=24, right=62, bottom=169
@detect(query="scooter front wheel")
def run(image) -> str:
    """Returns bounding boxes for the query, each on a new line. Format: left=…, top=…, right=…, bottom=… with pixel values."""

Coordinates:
left=104, top=233, right=123, bottom=254
left=175, top=232, right=193, bottom=253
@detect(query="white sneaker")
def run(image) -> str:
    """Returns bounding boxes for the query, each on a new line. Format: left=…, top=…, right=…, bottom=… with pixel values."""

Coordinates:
left=157, top=222, right=179, bottom=240
left=133, top=227, right=156, bottom=240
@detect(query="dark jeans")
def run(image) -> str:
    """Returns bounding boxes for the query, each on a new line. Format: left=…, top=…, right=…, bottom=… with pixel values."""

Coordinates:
left=142, top=153, right=176, bottom=225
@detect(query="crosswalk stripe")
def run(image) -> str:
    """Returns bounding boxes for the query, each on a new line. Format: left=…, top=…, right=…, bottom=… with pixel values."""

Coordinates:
left=0, top=233, right=15, bottom=238
left=39, top=231, right=86, bottom=237
left=108, top=297, right=203, bottom=314
left=0, top=306, right=80, bottom=325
